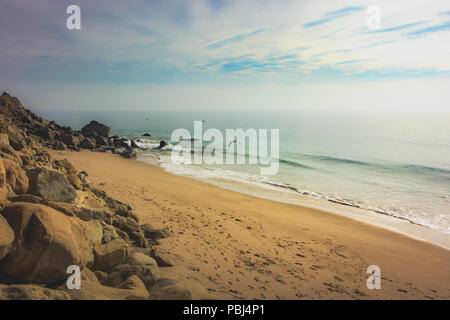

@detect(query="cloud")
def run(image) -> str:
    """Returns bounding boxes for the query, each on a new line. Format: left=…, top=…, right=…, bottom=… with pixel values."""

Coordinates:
left=406, top=22, right=450, bottom=37
left=304, top=5, right=364, bottom=28
left=207, top=28, right=265, bottom=49
left=373, top=21, right=428, bottom=33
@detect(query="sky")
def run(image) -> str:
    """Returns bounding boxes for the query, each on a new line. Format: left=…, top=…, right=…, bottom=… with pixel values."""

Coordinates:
left=0, top=0, right=449, bottom=111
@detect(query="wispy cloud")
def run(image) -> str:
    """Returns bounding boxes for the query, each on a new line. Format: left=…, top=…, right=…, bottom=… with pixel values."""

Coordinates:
left=406, top=22, right=450, bottom=37
left=207, top=28, right=265, bottom=49
left=373, top=21, right=428, bottom=33
left=304, top=5, right=364, bottom=28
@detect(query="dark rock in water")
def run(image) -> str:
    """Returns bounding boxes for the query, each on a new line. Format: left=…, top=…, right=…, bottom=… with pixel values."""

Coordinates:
left=159, top=140, right=168, bottom=148
left=27, top=167, right=77, bottom=202
left=81, top=121, right=110, bottom=138
left=142, top=133, right=151, bottom=137
left=120, top=148, right=137, bottom=160
left=130, top=140, right=139, bottom=149
left=113, top=138, right=128, bottom=148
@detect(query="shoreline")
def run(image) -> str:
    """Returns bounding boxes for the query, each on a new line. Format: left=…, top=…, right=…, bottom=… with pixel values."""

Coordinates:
left=137, top=153, right=450, bottom=250
left=50, top=149, right=450, bottom=299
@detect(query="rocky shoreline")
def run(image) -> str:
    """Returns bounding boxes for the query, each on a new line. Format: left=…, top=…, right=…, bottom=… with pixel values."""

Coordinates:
left=0, top=92, right=212, bottom=300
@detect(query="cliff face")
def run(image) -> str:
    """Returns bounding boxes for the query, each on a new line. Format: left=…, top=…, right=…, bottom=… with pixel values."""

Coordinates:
left=0, top=93, right=212, bottom=300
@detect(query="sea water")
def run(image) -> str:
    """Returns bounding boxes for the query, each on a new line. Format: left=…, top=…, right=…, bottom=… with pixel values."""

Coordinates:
left=41, top=109, right=450, bottom=233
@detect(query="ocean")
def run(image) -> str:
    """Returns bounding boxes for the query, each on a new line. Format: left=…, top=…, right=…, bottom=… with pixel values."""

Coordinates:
left=40, top=109, right=450, bottom=234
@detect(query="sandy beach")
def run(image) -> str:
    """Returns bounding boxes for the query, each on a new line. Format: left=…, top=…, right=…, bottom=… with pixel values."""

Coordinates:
left=50, top=149, right=450, bottom=300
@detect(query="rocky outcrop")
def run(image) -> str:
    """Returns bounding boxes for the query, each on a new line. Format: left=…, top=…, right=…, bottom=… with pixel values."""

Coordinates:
left=0, top=93, right=212, bottom=300
left=81, top=121, right=110, bottom=138
left=0, top=203, right=94, bottom=283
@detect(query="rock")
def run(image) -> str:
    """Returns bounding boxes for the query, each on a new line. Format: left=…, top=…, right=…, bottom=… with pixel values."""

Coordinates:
left=130, top=140, right=140, bottom=149
left=8, top=134, right=25, bottom=151
left=0, top=203, right=95, bottom=283
left=27, top=167, right=77, bottom=202
left=0, top=134, right=10, bottom=148
left=150, top=248, right=174, bottom=267
left=93, top=135, right=109, bottom=146
left=141, top=224, right=171, bottom=240
left=117, top=275, right=149, bottom=298
left=67, top=173, right=82, bottom=190
left=142, top=133, right=151, bottom=137
left=61, top=133, right=80, bottom=147
left=102, top=224, right=120, bottom=244
left=58, top=271, right=149, bottom=300
left=119, top=148, right=136, bottom=160
left=92, top=238, right=130, bottom=272
left=0, top=158, right=6, bottom=188
left=81, top=121, right=110, bottom=138
left=159, top=140, right=168, bottom=148
left=107, top=252, right=160, bottom=289
left=87, top=220, right=103, bottom=246
left=0, top=215, right=14, bottom=260
left=80, top=137, right=96, bottom=149
left=0, top=284, right=70, bottom=300
left=112, top=215, right=143, bottom=241
left=37, top=127, right=56, bottom=140
left=54, top=159, right=77, bottom=175
left=2, top=158, right=29, bottom=195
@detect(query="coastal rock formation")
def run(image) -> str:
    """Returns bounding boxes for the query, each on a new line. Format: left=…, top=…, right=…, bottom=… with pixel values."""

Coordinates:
left=0, top=93, right=212, bottom=300
left=81, top=120, right=110, bottom=138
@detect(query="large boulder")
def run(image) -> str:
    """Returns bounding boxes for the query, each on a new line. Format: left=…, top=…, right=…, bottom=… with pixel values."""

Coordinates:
left=2, top=158, right=28, bottom=195
left=27, top=167, right=76, bottom=202
left=81, top=121, right=110, bottom=138
left=0, top=203, right=94, bottom=283
left=92, top=238, right=130, bottom=272
left=0, top=215, right=14, bottom=260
